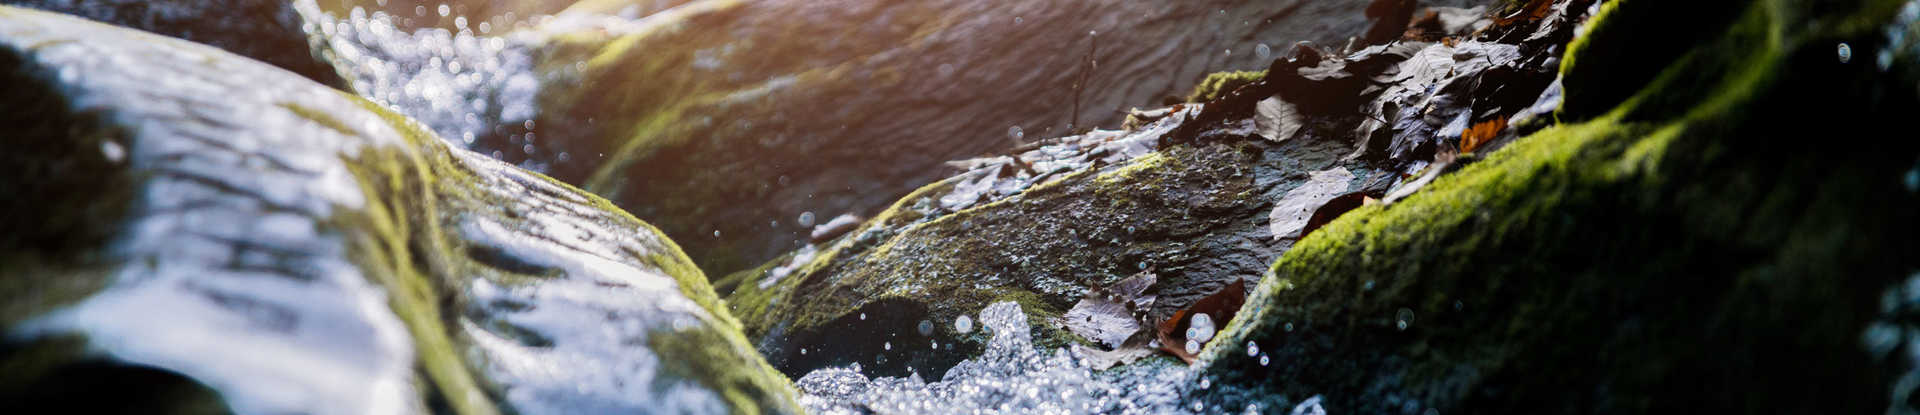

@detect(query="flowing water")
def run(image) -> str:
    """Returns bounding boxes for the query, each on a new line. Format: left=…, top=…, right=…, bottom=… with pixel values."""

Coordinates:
left=295, top=0, right=554, bottom=171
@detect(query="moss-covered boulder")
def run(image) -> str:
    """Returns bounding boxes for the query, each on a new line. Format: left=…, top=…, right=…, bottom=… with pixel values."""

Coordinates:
left=0, top=6, right=794, bottom=414
left=0, top=0, right=344, bottom=87
left=1199, top=0, right=1920, bottom=413
left=712, top=9, right=1586, bottom=382
left=510, top=0, right=1485, bottom=276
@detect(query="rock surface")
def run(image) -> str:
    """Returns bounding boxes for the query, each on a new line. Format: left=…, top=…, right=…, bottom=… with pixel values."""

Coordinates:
left=0, top=7, right=794, bottom=414
left=716, top=0, right=1573, bottom=380
left=0, top=0, right=345, bottom=86
left=1200, top=0, right=1920, bottom=413
left=496, top=0, right=1481, bottom=276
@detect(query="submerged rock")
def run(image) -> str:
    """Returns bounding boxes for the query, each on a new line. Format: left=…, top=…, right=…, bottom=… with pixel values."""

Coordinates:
left=507, top=0, right=1483, bottom=276
left=1202, top=0, right=1920, bottom=413
left=0, top=0, right=344, bottom=86
left=0, top=7, right=793, bottom=414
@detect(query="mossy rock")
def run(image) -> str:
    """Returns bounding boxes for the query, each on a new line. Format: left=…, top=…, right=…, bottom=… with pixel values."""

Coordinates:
left=517, top=0, right=1485, bottom=277
left=0, top=0, right=345, bottom=87
left=716, top=95, right=1410, bottom=380
left=0, top=7, right=795, bottom=414
left=1201, top=0, right=1920, bottom=413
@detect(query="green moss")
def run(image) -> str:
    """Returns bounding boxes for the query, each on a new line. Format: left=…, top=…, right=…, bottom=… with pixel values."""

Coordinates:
left=340, top=93, right=500, bottom=415
left=279, top=102, right=356, bottom=137
left=1204, top=0, right=1920, bottom=412
left=649, top=325, right=797, bottom=415
left=342, top=92, right=799, bottom=413
left=1186, top=70, right=1266, bottom=103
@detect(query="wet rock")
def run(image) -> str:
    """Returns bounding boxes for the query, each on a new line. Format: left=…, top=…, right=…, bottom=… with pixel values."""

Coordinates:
left=714, top=71, right=1402, bottom=381
left=0, top=0, right=344, bottom=87
left=1201, top=0, right=1920, bottom=413
left=510, top=0, right=1483, bottom=276
left=715, top=0, right=1576, bottom=386
left=0, top=7, right=794, bottom=414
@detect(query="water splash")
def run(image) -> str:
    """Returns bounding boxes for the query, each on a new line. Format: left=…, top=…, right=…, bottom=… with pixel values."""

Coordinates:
left=796, top=301, right=1208, bottom=414
left=295, top=0, right=551, bottom=171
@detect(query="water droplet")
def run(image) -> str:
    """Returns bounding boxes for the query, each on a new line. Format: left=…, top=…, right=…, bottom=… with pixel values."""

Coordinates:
left=955, top=315, right=974, bottom=333
left=1396, top=308, right=1415, bottom=331
left=1198, top=378, right=1211, bottom=389
left=1089, top=30, right=1098, bottom=36
left=523, top=119, right=536, bottom=130
left=1839, top=42, right=1854, bottom=63
left=1184, top=339, right=1201, bottom=354
left=800, top=348, right=807, bottom=355
left=860, top=312, right=867, bottom=320
left=884, top=341, right=892, bottom=351
left=1187, top=313, right=1216, bottom=343
left=1191, top=400, right=1205, bottom=411
left=713, top=230, right=721, bottom=238
left=917, top=320, right=935, bottom=336
left=1008, top=125, right=1025, bottom=142
left=478, top=21, right=491, bottom=33
left=799, top=212, right=817, bottom=227
left=1246, top=341, right=1260, bottom=357
left=414, top=5, right=426, bottom=16
left=1259, top=354, right=1270, bottom=366
left=437, top=4, right=450, bottom=17
left=1014, top=16, right=1024, bottom=25
left=1256, top=43, right=1273, bottom=60
left=99, top=140, right=125, bottom=163
left=931, top=340, right=939, bottom=350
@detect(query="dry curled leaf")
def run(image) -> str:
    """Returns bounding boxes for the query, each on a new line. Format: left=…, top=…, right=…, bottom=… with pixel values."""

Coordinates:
left=1155, top=280, right=1248, bottom=363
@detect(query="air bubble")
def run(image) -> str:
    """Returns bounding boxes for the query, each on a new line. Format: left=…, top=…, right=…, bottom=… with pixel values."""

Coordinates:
left=799, top=212, right=817, bottom=227
left=918, top=320, right=935, bottom=336
left=956, top=315, right=974, bottom=333
left=1396, top=308, right=1415, bottom=331
left=1840, top=42, right=1854, bottom=63
left=1246, top=341, right=1260, bottom=357
left=1008, top=126, right=1025, bottom=142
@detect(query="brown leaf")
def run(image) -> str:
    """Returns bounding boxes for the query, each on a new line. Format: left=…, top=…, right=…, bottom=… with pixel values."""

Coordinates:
left=1155, top=280, right=1248, bottom=363
left=1494, top=0, right=1556, bottom=27
left=1461, top=117, right=1508, bottom=153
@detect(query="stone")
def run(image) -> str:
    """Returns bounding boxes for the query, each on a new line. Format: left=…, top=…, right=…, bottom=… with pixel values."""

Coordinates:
left=0, top=7, right=795, bottom=414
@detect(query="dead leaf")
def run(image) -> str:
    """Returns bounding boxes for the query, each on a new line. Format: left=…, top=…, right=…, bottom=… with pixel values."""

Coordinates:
left=1270, top=167, right=1355, bottom=241
left=1494, top=0, right=1555, bottom=27
left=1155, top=280, right=1248, bottom=363
left=1460, top=117, right=1508, bottom=153
left=1061, top=270, right=1158, bottom=349
left=1299, top=192, right=1373, bottom=239
left=1253, top=97, right=1305, bottom=142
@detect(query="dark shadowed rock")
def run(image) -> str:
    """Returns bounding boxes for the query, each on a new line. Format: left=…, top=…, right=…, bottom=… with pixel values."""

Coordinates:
left=0, top=7, right=794, bottom=414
